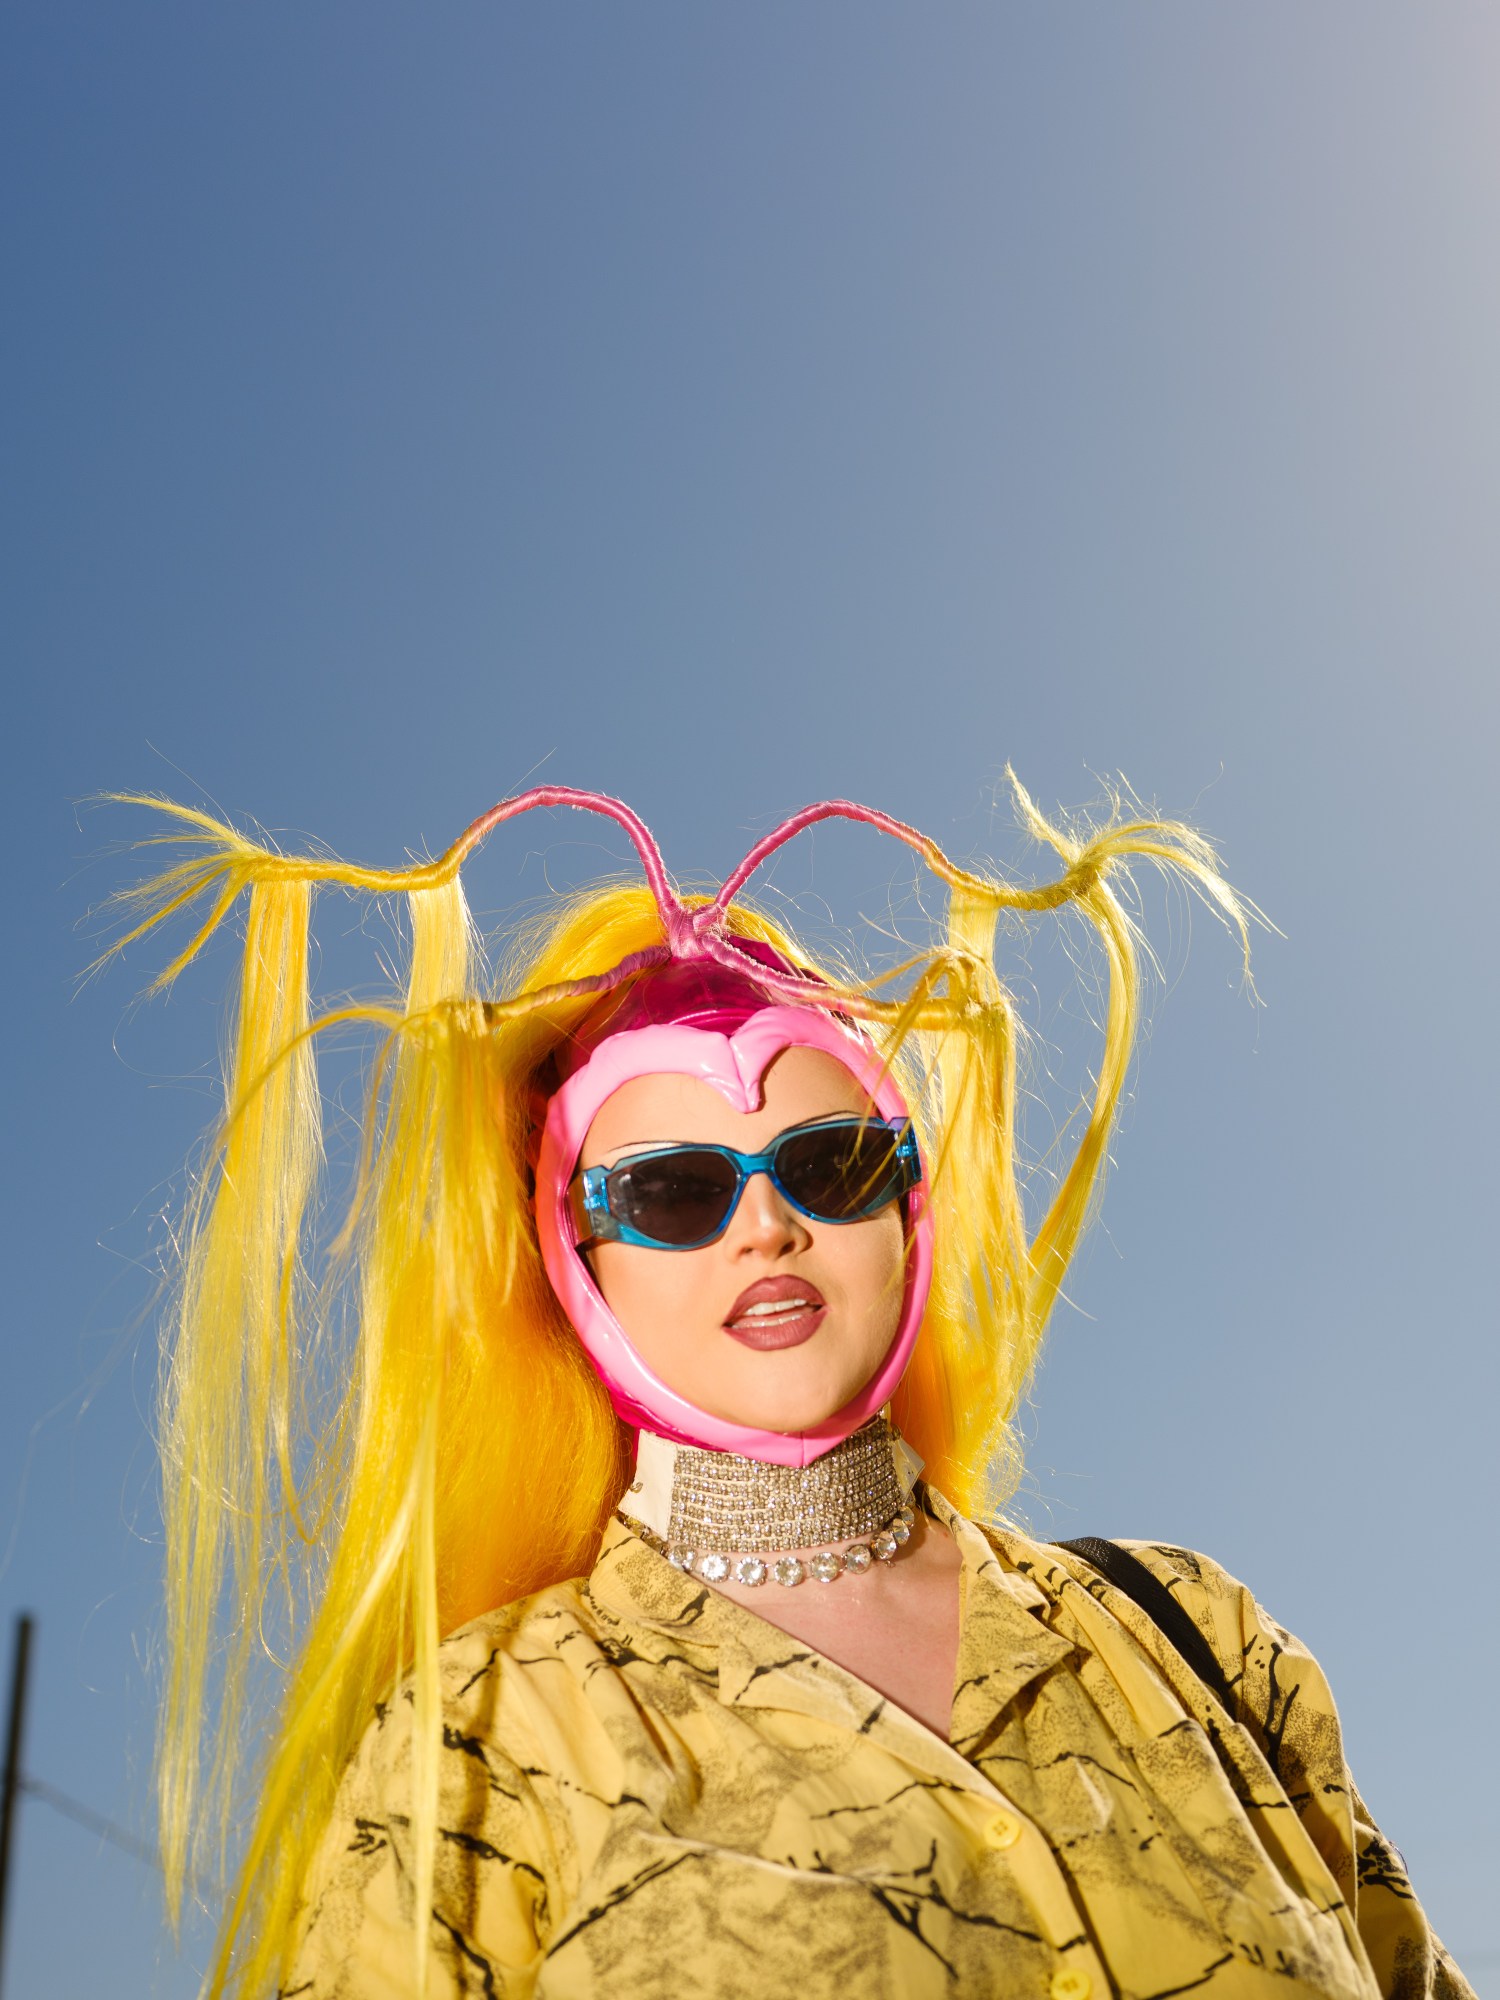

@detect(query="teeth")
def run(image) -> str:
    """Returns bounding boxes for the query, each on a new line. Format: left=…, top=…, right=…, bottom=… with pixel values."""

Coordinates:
left=735, top=1298, right=815, bottom=1320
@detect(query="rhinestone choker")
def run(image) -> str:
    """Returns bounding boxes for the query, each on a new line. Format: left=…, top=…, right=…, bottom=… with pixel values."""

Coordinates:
left=619, top=1417, right=923, bottom=1589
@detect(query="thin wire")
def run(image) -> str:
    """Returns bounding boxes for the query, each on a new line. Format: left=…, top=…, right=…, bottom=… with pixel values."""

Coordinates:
left=19, top=1775, right=161, bottom=1874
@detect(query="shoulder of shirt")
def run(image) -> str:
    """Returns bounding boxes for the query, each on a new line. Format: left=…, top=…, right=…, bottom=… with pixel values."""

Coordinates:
left=434, top=1568, right=607, bottom=1695
left=922, top=1493, right=1239, bottom=1622
left=938, top=1503, right=1280, bottom=1687
left=1105, top=1538, right=1256, bottom=1608
left=955, top=1506, right=1259, bottom=1616
left=335, top=1571, right=611, bottom=1801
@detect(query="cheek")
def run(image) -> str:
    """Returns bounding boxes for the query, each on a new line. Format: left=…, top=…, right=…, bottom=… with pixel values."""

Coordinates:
left=587, top=1242, right=704, bottom=1332
left=856, top=1213, right=908, bottom=1322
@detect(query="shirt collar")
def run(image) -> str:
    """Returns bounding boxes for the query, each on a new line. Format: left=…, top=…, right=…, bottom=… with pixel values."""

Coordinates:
left=586, top=1489, right=1077, bottom=1780
left=923, top=1491, right=1079, bottom=1757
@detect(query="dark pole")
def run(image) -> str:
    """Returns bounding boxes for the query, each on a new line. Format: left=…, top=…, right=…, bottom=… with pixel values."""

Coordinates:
left=0, top=1614, right=35, bottom=2000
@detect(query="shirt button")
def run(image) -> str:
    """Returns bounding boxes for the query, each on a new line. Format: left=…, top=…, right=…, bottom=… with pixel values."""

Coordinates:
left=985, top=1810, right=1022, bottom=1849
left=1050, top=1970, right=1091, bottom=2000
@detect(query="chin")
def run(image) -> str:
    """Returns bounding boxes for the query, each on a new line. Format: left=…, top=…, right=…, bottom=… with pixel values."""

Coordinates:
left=701, top=1388, right=862, bottom=1437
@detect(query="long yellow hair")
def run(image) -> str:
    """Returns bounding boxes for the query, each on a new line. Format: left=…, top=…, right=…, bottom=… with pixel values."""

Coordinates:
left=103, top=778, right=1252, bottom=1997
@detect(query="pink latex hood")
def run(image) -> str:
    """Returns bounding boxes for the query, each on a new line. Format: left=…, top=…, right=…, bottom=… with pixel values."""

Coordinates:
left=535, top=950, right=933, bottom=1466
left=466, top=787, right=939, bottom=1468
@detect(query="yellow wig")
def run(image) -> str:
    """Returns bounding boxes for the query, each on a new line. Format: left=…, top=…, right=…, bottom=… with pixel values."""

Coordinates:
left=103, top=778, right=1252, bottom=1997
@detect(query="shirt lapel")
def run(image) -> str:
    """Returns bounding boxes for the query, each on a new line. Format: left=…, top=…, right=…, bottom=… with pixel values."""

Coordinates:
left=588, top=1501, right=1076, bottom=1799
left=933, top=1497, right=1079, bottom=1759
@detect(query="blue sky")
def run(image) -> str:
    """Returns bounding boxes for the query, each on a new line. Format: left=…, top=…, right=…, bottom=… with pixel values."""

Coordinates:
left=3, top=5, right=1497, bottom=1988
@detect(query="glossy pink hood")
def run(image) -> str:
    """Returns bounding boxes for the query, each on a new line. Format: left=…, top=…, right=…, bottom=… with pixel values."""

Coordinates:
left=534, top=958, right=933, bottom=1466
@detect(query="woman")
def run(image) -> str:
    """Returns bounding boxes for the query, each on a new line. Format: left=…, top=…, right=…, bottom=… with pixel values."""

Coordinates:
left=108, top=784, right=1470, bottom=1999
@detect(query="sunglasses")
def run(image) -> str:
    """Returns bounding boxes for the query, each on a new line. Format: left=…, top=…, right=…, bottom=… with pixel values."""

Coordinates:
left=570, top=1116, right=922, bottom=1252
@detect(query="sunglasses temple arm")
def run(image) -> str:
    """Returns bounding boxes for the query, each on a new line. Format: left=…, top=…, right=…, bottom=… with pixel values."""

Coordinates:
left=569, top=1173, right=620, bottom=1250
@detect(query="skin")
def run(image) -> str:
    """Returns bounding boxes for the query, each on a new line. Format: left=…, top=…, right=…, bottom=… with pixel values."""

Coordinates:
left=580, top=1046, right=963, bottom=1739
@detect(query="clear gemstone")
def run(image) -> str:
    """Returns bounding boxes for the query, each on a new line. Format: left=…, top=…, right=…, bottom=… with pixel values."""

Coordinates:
left=667, top=1546, right=696, bottom=1571
left=732, top=1557, right=767, bottom=1586
left=698, top=1553, right=729, bottom=1582
left=843, top=1543, right=874, bottom=1573
left=772, top=1557, right=805, bottom=1588
left=809, top=1551, right=843, bottom=1583
left=890, top=1516, right=912, bottom=1546
left=872, top=1530, right=899, bottom=1562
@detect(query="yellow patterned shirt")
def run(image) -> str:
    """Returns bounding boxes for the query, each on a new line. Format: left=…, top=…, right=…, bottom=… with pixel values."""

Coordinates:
left=286, top=1494, right=1472, bottom=2000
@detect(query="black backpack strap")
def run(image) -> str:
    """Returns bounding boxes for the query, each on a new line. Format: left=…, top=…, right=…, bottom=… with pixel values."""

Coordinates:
left=1053, top=1537, right=1236, bottom=1718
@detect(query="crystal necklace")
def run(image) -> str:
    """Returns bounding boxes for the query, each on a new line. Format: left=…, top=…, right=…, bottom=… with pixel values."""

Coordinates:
left=618, top=1416, right=923, bottom=1589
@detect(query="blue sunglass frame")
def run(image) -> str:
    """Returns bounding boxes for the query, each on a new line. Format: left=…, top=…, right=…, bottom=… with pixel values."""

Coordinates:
left=570, top=1116, right=922, bottom=1251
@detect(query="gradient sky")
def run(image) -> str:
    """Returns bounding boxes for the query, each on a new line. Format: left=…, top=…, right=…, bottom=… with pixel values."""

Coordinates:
left=3, top=6, right=1497, bottom=1990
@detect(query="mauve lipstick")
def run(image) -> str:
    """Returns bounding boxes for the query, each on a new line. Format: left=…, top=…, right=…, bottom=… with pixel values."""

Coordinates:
left=723, top=1274, right=827, bottom=1350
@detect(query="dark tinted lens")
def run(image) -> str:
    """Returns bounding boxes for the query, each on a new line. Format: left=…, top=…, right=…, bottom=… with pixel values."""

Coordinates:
left=775, top=1122, right=903, bottom=1221
left=611, top=1149, right=741, bottom=1245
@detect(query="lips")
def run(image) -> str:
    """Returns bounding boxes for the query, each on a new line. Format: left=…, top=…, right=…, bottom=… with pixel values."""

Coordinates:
left=723, top=1274, right=828, bottom=1351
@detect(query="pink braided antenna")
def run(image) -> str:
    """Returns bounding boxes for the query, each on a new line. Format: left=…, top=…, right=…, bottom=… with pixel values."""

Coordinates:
left=455, top=786, right=686, bottom=940
left=446, top=786, right=687, bottom=1008
left=691, top=800, right=972, bottom=1004
left=446, top=787, right=974, bottom=1014
left=709, top=799, right=953, bottom=911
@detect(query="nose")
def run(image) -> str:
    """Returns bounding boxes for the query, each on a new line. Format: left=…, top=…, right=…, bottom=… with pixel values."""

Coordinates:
left=728, top=1169, right=811, bottom=1255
